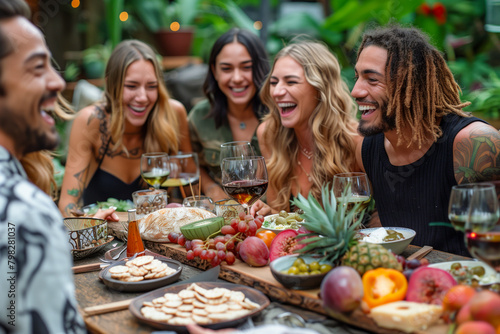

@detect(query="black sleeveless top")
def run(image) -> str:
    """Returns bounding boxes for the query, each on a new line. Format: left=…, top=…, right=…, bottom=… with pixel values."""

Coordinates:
left=362, top=114, right=486, bottom=256
left=83, top=135, right=143, bottom=206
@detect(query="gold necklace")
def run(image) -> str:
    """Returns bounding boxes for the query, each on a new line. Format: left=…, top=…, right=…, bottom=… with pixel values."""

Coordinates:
left=297, top=160, right=312, bottom=182
left=299, top=145, right=313, bottom=160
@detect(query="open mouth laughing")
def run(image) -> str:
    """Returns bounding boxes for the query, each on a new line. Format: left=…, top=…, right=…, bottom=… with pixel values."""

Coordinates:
left=359, top=104, right=377, bottom=117
left=278, top=102, right=297, bottom=115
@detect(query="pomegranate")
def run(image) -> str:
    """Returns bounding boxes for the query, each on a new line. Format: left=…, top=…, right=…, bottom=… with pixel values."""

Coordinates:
left=321, top=266, right=363, bottom=314
left=238, top=236, right=269, bottom=267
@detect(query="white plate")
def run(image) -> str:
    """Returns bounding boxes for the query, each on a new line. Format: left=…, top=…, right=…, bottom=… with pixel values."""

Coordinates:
left=261, top=213, right=301, bottom=233
left=428, top=260, right=500, bottom=285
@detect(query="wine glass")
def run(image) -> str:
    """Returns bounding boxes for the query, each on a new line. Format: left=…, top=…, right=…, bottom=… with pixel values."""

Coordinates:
left=140, top=152, right=170, bottom=189
left=220, top=141, right=256, bottom=169
left=465, top=183, right=500, bottom=272
left=182, top=195, right=215, bottom=213
left=333, top=172, right=372, bottom=216
left=448, top=184, right=483, bottom=232
left=221, top=156, right=268, bottom=214
left=162, top=152, right=200, bottom=189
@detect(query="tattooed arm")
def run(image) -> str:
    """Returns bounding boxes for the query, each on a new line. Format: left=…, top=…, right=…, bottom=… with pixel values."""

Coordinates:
left=453, top=122, right=500, bottom=184
left=58, top=106, right=102, bottom=216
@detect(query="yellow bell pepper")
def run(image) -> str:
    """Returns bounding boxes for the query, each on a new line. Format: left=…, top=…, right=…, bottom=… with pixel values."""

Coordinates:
left=362, top=268, right=408, bottom=308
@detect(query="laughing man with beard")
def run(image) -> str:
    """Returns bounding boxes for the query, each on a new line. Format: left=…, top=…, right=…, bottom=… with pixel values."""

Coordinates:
left=353, top=24, right=500, bottom=256
left=0, top=1, right=86, bottom=333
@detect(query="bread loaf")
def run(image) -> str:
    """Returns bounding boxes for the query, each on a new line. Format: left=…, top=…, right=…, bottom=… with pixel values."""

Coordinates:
left=138, top=207, right=216, bottom=242
left=369, top=301, right=443, bottom=333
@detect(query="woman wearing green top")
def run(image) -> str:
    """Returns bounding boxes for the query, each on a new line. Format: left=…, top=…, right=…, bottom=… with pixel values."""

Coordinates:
left=188, top=28, right=270, bottom=201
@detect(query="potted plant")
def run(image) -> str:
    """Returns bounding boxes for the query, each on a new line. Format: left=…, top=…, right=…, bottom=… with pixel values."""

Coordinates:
left=130, top=0, right=200, bottom=57
left=129, top=0, right=256, bottom=58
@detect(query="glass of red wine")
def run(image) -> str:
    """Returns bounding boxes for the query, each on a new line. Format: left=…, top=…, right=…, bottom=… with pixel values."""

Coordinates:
left=465, top=183, right=500, bottom=272
left=221, top=156, right=268, bottom=215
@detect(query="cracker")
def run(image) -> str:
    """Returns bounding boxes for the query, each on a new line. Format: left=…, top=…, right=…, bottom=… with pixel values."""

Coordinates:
left=229, top=291, right=245, bottom=303
left=178, top=289, right=195, bottom=299
left=144, top=272, right=156, bottom=280
left=151, top=263, right=169, bottom=273
left=164, top=300, right=183, bottom=308
left=192, top=300, right=206, bottom=309
left=142, top=301, right=155, bottom=308
left=175, top=310, right=192, bottom=318
left=128, top=266, right=148, bottom=277
left=178, top=304, right=194, bottom=312
left=152, top=297, right=166, bottom=305
left=163, top=293, right=182, bottom=301
left=208, top=313, right=234, bottom=321
left=228, top=302, right=243, bottom=311
left=111, top=272, right=131, bottom=280
left=147, top=311, right=173, bottom=322
left=143, top=259, right=163, bottom=270
left=194, top=292, right=208, bottom=304
left=242, top=298, right=260, bottom=310
left=160, top=306, right=178, bottom=315
left=131, top=255, right=154, bottom=266
left=204, top=288, right=225, bottom=299
left=109, top=265, right=129, bottom=275
left=123, top=276, right=144, bottom=282
left=182, top=298, right=195, bottom=304
left=192, top=308, right=208, bottom=316
left=140, top=306, right=156, bottom=316
left=205, top=304, right=228, bottom=314
left=192, top=314, right=212, bottom=325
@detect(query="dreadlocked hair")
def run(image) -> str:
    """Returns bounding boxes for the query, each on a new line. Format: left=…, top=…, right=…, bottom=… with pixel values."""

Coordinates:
left=358, top=24, right=470, bottom=148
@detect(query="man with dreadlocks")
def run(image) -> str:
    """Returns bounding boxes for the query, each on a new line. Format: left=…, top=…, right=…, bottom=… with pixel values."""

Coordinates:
left=353, top=24, right=500, bottom=256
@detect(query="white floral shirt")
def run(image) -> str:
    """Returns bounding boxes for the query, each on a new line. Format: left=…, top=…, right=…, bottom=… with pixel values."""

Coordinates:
left=0, top=146, right=86, bottom=334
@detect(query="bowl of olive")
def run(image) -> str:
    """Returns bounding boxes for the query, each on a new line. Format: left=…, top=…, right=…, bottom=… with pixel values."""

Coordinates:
left=270, top=254, right=334, bottom=290
left=356, top=227, right=416, bottom=255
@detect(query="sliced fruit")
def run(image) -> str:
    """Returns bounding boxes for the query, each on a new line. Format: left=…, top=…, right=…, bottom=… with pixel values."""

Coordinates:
left=269, top=229, right=304, bottom=262
left=405, top=267, right=457, bottom=305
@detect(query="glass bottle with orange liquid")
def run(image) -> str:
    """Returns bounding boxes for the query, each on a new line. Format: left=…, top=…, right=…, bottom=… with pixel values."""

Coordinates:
left=126, top=209, right=145, bottom=257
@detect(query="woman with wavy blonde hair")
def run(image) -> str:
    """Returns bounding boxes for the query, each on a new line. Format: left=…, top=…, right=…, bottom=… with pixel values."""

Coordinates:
left=252, top=41, right=362, bottom=214
left=59, top=40, right=192, bottom=216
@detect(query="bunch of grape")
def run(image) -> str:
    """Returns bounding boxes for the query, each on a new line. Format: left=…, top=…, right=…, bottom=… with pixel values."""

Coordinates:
left=168, top=212, right=264, bottom=267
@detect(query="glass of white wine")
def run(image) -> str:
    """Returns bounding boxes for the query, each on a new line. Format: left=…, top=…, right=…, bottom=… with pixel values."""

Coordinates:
left=333, top=172, right=372, bottom=213
left=140, top=152, right=170, bottom=189
left=448, top=183, right=498, bottom=232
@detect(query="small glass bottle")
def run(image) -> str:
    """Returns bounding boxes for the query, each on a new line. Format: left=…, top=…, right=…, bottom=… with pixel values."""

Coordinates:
left=126, top=209, right=145, bottom=257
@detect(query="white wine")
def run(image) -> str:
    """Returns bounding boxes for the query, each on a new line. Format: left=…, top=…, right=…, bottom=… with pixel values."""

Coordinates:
left=162, top=173, right=199, bottom=187
left=142, top=170, right=170, bottom=188
left=344, top=195, right=371, bottom=212
left=449, top=213, right=499, bottom=232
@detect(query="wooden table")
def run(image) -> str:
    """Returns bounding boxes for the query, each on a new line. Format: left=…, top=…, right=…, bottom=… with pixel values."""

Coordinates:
left=73, top=222, right=470, bottom=334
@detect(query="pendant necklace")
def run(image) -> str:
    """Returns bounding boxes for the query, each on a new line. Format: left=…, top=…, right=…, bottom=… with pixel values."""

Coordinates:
left=297, top=160, right=313, bottom=182
left=239, top=122, right=246, bottom=130
left=299, top=145, right=313, bottom=160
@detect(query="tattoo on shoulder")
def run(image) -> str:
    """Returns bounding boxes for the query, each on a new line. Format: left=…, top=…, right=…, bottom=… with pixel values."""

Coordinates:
left=454, top=125, right=500, bottom=183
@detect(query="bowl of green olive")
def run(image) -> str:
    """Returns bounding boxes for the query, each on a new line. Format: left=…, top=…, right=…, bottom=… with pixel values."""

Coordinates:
left=270, top=254, right=334, bottom=290
left=356, top=227, right=416, bottom=255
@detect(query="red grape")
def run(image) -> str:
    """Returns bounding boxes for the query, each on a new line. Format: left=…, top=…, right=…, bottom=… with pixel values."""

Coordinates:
left=406, top=259, right=422, bottom=270
left=225, top=251, right=236, bottom=265
left=238, top=221, right=248, bottom=233
left=238, top=211, right=246, bottom=220
left=185, top=240, right=192, bottom=251
left=186, top=250, right=194, bottom=260
left=193, top=247, right=203, bottom=257
left=206, top=250, right=216, bottom=260
left=221, top=225, right=237, bottom=235
left=248, top=220, right=257, bottom=235
left=216, top=242, right=226, bottom=251
left=168, top=232, right=179, bottom=243
left=177, top=235, right=186, bottom=247
left=200, top=249, right=208, bottom=260
left=244, top=214, right=254, bottom=222
left=217, top=250, right=226, bottom=261
left=214, top=236, right=225, bottom=244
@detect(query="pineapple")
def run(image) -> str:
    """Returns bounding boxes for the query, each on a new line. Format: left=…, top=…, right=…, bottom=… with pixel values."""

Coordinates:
left=291, top=184, right=402, bottom=276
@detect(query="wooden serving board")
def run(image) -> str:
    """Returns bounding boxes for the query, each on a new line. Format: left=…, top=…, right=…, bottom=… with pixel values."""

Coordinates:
left=108, top=216, right=451, bottom=334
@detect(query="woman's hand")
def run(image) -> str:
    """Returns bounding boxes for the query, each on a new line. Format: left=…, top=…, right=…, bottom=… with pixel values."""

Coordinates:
left=93, top=207, right=119, bottom=221
left=250, top=200, right=273, bottom=217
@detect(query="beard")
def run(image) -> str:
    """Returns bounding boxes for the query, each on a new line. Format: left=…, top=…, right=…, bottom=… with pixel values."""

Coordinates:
left=358, top=99, right=396, bottom=137
left=0, top=105, right=59, bottom=155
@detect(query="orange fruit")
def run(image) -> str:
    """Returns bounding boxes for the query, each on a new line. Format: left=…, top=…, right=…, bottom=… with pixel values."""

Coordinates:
left=442, top=285, right=477, bottom=313
left=256, top=230, right=276, bottom=249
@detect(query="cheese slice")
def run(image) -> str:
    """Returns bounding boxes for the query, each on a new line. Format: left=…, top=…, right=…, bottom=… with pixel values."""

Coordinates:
left=370, top=301, right=443, bottom=333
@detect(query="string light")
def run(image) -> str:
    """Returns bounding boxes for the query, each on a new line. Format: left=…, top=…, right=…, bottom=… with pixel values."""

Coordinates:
left=71, top=0, right=80, bottom=8
left=119, top=11, right=128, bottom=22
left=253, top=21, right=262, bottom=30
left=170, top=22, right=180, bottom=32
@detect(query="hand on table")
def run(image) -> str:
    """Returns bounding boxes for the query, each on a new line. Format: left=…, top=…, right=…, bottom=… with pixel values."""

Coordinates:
left=250, top=200, right=273, bottom=217
left=93, top=207, right=119, bottom=221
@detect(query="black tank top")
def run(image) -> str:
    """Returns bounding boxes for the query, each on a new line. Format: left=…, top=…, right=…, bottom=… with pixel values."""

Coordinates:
left=362, top=114, right=486, bottom=256
left=83, top=137, right=143, bottom=205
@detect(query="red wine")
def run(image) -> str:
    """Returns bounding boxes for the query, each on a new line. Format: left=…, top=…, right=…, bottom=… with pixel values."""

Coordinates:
left=222, top=180, right=268, bottom=206
left=466, top=231, right=500, bottom=271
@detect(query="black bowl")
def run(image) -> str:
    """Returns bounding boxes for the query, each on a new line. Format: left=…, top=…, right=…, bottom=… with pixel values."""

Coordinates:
left=270, top=255, right=333, bottom=290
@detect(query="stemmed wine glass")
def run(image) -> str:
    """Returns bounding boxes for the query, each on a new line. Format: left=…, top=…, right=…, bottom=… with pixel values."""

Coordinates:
left=140, top=152, right=170, bottom=189
left=163, top=152, right=200, bottom=188
left=448, top=184, right=486, bottom=232
left=220, top=141, right=256, bottom=169
left=333, top=172, right=372, bottom=216
left=221, top=156, right=268, bottom=214
left=465, top=183, right=500, bottom=272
